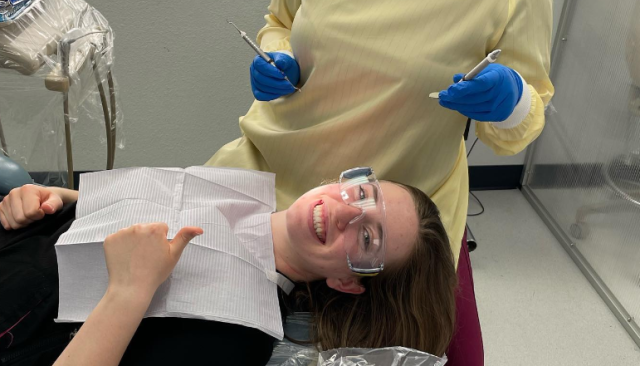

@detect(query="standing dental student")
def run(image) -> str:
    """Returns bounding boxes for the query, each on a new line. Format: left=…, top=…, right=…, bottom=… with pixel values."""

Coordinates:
left=207, top=0, right=554, bottom=265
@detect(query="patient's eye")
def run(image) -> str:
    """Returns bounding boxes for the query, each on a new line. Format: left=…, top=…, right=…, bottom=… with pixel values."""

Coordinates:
left=361, top=227, right=371, bottom=251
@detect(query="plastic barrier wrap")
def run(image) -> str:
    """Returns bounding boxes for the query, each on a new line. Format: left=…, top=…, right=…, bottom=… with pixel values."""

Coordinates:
left=0, top=0, right=122, bottom=187
left=267, top=345, right=448, bottom=366
left=318, top=348, right=447, bottom=366
left=267, top=313, right=447, bottom=366
left=268, top=342, right=319, bottom=366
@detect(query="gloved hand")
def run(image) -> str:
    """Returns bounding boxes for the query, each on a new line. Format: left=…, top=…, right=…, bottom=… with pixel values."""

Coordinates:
left=438, top=63, right=524, bottom=122
left=250, top=52, right=300, bottom=101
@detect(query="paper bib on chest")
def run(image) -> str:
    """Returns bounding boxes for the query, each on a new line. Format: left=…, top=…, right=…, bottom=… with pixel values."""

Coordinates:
left=55, top=167, right=291, bottom=339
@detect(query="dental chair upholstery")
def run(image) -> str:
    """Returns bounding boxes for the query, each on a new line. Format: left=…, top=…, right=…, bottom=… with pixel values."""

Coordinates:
left=446, top=230, right=484, bottom=366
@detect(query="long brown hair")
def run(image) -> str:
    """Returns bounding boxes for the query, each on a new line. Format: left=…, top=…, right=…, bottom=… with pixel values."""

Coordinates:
left=288, top=182, right=458, bottom=356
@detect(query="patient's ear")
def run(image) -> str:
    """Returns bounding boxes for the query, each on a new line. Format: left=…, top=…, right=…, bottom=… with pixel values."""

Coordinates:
left=326, top=277, right=365, bottom=294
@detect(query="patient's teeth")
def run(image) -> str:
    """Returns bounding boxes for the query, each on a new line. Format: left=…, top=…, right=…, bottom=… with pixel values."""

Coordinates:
left=313, top=204, right=324, bottom=241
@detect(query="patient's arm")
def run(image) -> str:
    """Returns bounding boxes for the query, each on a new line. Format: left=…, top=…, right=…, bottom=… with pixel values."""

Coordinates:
left=53, top=224, right=201, bottom=366
left=49, top=186, right=79, bottom=203
left=0, top=185, right=78, bottom=230
left=53, top=288, right=152, bottom=366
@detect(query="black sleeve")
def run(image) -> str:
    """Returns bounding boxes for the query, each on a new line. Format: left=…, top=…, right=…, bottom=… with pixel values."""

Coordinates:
left=120, top=318, right=276, bottom=366
left=0, top=199, right=78, bottom=350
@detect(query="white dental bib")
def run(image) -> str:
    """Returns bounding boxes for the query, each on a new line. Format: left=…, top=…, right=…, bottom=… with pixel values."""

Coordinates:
left=54, top=167, right=292, bottom=339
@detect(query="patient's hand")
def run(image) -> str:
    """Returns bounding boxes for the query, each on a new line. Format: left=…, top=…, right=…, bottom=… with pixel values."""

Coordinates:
left=0, top=184, right=65, bottom=230
left=104, top=223, right=203, bottom=300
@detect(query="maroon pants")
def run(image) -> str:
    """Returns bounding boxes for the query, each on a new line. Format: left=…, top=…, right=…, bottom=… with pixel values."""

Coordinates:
left=445, top=230, right=484, bottom=366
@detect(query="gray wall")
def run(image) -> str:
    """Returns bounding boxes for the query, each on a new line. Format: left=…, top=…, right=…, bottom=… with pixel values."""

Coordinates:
left=69, top=0, right=564, bottom=170
left=71, top=0, right=267, bottom=170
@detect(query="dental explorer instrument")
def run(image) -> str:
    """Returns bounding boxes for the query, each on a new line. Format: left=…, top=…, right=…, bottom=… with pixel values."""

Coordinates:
left=429, top=49, right=502, bottom=99
left=228, top=20, right=300, bottom=92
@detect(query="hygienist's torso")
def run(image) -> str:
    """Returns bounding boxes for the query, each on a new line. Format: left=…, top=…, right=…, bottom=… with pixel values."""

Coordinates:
left=208, top=0, right=512, bottom=259
left=214, top=0, right=505, bottom=197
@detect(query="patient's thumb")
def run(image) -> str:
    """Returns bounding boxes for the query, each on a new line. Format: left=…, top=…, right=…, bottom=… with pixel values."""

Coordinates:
left=170, top=227, right=203, bottom=259
left=40, top=194, right=63, bottom=215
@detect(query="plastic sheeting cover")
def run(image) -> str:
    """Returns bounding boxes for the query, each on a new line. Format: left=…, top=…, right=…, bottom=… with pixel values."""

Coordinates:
left=318, top=347, right=447, bottom=366
left=0, top=0, right=122, bottom=187
left=267, top=313, right=447, bottom=366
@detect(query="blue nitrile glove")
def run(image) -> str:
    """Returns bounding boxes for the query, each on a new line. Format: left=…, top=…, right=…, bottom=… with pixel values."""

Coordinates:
left=250, top=52, right=300, bottom=101
left=438, top=63, right=524, bottom=122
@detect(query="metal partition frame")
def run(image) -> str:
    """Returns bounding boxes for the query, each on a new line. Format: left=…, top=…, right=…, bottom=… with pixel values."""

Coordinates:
left=521, top=0, right=640, bottom=347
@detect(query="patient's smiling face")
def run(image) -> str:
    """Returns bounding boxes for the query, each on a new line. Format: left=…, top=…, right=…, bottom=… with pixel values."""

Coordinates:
left=275, top=182, right=418, bottom=293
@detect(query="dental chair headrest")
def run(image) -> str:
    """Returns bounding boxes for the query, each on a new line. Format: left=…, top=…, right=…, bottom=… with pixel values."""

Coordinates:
left=0, top=154, right=33, bottom=195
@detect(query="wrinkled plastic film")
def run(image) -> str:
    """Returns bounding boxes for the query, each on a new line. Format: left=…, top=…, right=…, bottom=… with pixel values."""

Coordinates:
left=267, top=313, right=318, bottom=366
left=267, top=342, right=318, bottom=366
left=267, top=313, right=447, bottom=366
left=319, top=348, right=447, bottom=366
left=267, top=345, right=447, bottom=366
left=0, top=0, right=122, bottom=187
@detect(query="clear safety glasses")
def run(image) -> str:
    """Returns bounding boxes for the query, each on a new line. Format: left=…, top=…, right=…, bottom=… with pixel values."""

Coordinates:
left=339, top=167, right=387, bottom=276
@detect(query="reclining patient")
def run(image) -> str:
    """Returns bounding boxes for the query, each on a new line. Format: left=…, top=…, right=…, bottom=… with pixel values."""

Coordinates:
left=0, top=167, right=456, bottom=366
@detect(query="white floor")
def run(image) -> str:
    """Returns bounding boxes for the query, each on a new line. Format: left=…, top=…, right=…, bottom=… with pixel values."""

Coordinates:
left=467, top=190, right=640, bottom=366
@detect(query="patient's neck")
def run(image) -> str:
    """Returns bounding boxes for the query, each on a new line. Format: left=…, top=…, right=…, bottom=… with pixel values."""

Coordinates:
left=271, top=211, right=307, bottom=283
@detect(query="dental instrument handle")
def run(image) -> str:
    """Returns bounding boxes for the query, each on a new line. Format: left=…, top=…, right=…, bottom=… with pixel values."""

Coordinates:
left=240, top=32, right=272, bottom=63
left=428, top=49, right=501, bottom=99
left=462, top=49, right=501, bottom=81
left=237, top=34, right=297, bottom=88
left=228, top=21, right=300, bottom=92
left=241, top=33, right=300, bottom=92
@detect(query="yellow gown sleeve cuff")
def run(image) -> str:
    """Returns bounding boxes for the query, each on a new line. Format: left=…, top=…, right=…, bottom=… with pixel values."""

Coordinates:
left=276, top=50, right=295, bottom=59
left=261, top=37, right=293, bottom=54
left=476, top=84, right=545, bottom=156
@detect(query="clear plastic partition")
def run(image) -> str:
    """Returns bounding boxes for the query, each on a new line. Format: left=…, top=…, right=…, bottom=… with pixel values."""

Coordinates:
left=523, top=0, right=640, bottom=346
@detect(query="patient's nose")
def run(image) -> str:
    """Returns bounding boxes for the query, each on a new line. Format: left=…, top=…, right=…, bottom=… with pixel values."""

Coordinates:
left=334, top=203, right=363, bottom=231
